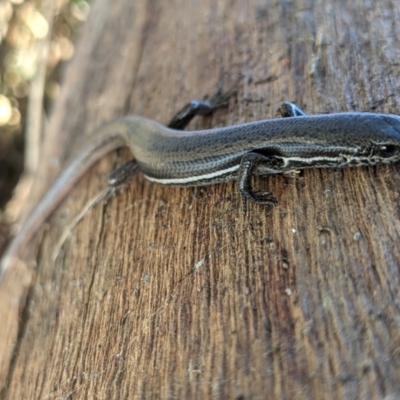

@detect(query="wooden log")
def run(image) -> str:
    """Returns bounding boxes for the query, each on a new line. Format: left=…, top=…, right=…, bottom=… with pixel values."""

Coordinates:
left=1, top=0, right=400, bottom=398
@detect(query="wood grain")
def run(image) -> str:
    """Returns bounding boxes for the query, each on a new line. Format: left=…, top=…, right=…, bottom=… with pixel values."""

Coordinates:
left=1, top=0, right=400, bottom=398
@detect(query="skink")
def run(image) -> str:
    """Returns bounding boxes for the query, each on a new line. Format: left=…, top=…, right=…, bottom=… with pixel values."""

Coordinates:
left=2, top=101, right=400, bottom=274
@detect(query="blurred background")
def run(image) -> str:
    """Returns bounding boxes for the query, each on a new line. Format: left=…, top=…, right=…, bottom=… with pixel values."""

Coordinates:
left=0, top=0, right=89, bottom=208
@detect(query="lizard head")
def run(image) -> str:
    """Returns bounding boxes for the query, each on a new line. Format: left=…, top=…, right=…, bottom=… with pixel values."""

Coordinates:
left=371, top=114, right=400, bottom=164
left=345, top=113, right=400, bottom=165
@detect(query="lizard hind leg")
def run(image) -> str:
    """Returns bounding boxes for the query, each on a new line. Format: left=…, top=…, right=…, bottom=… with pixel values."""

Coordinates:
left=108, top=159, right=140, bottom=188
left=167, top=79, right=241, bottom=130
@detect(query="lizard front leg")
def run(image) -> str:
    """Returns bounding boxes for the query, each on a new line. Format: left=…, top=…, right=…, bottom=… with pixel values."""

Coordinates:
left=237, top=151, right=283, bottom=211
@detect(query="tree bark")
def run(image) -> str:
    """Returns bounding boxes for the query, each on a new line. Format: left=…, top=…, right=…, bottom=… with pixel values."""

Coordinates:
left=1, top=0, right=400, bottom=398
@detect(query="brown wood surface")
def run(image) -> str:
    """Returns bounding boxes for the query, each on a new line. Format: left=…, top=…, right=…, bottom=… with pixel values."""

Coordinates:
left=1, top=0, right=400, bottom=398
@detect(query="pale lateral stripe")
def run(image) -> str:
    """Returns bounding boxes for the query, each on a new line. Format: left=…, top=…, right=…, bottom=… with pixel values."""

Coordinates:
left=145, top=164, right=240, bottom=185
left=280, top=156, right=344, bottom=167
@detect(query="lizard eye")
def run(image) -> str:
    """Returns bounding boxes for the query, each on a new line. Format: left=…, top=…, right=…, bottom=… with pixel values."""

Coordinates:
left=379, top=144, right=398, bottom=157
